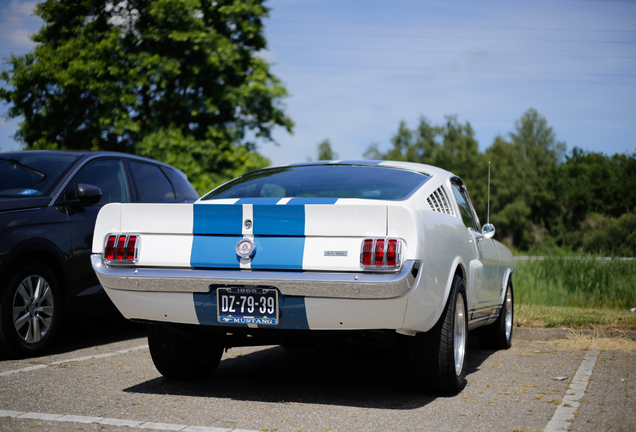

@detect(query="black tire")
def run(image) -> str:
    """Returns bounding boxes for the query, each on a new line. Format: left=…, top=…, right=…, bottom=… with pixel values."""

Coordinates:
left=147, top=324, right=223, bottom=380
left=0, top=259, right=62, bottom=359
left=478, top=280, right=514, bottom=350
left=409, top=275, right=468, bottom=394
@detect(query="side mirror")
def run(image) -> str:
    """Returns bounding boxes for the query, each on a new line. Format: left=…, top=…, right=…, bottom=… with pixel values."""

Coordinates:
left=77, top=183, right=102, bottom=206
left=482, top=223, right=496, bottom=239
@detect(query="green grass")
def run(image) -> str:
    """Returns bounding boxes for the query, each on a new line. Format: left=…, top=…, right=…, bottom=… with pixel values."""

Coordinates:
left=513, top=257, right=636, bottom=330
left=514, top=257, right=636, bottom=309
left=515, top=304, right=636, bottom=331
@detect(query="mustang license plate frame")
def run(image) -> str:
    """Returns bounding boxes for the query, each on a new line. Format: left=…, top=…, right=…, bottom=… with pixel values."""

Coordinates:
left=217, top=287, right=279, bottom=325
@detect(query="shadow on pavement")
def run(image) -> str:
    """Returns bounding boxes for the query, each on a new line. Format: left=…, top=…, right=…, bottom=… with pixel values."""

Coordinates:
left=123, top=335, right=496, bottom=410
left=53, top=311, right=146, bottom=355
left=0, top=292, right=147, bottom=360
left=50, top=291, right=146, bottom=355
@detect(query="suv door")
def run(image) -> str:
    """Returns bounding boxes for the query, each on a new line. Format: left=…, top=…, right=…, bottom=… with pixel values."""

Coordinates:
left=61, top=157, right=131, bottom=296
left=126, top=160, right=199, bottom=203
left=127, top=160, right=178, bottom=203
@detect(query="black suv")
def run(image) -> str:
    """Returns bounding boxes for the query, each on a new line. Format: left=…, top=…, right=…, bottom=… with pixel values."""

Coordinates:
left=0, top=150, right=199, bottom=358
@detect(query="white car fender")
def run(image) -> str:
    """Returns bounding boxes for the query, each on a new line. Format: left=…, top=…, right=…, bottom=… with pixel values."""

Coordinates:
left=92, top=203, right=122, bottom=253
left=401, top=209, right=472, bottom=333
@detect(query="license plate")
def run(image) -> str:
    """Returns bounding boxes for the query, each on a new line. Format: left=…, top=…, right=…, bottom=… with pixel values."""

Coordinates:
left=217, top=287, right=279, bottom=325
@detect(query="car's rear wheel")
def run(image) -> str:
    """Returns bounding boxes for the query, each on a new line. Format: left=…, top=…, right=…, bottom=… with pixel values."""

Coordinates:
left=147, top=324, right=224, bottom=380
left=0, top=259, right=62, bottom=358
left=478, top=280, right=514, bottom=350
left=409, top=275, right=468, bottom=394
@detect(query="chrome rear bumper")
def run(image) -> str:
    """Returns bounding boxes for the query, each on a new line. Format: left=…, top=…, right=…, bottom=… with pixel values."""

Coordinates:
left=91, top=254, right=420, bottom=299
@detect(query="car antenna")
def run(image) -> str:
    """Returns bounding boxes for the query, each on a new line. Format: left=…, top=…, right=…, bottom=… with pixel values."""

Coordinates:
left=486, top=161, right=490, bottom=224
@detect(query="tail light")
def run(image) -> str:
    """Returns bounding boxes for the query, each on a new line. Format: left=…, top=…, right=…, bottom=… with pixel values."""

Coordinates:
left=104, top=235, right=116, bottom=261
left=104, top=234, right=139, bottom=264
left=362, top=239, right=373, bottom=266
left=361, top=238, right=402, bottom=270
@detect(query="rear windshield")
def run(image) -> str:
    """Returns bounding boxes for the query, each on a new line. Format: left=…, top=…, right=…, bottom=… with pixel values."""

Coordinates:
left=0, top=153, right=81, bottom=197
left=202, top=165, right=430, bottom=201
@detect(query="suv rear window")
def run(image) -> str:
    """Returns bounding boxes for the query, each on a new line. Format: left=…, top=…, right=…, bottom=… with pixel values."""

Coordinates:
left=161, top=167, right=200, bottom=202
left=129, top=160, right=176, bottom=203
left=202, top=165, right=430, bottom=201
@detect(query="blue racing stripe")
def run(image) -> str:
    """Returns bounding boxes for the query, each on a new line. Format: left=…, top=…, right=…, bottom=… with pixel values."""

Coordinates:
left=251, top=237, right=304, bottom=270
left=193, top=292, right=310, bottom=330
left=235, top=198, right=282, bottom=205
left=192, top=199, right=339, bottom=269
left=193, top=204, right=242, bottom=235
left=253, top=205, right=305, bottom=236
left=190, top=236, right=304, bottom=269
left=286, top=198, right=338, bottom=205
left=191, top=235, right=241, bottom=268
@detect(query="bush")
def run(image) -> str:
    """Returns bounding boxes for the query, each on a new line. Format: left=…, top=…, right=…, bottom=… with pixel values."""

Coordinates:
left=576, top=213, right=636, bottom=257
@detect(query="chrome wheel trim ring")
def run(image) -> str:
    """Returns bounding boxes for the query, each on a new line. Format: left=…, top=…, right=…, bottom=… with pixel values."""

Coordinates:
left=12, top=274, right=55, bottom=344
left=504, top=287, right=513, bottom=341
left=454, top=293, right=467, bottom=376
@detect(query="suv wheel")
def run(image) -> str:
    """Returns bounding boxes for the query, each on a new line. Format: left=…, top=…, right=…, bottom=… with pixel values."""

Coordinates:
left=0, top=259, right=61, bottom=358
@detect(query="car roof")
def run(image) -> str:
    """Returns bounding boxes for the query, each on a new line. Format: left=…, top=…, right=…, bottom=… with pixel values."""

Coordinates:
left=273, top=160, right=455, bottom=179
left=0, top=149, right=183, bottom=172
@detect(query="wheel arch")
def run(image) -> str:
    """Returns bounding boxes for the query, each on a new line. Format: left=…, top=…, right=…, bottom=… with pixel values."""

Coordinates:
left=0, top=239, right=69, bottom=304
left=432, top=256, right=468, bottom=329
left=498, top=266, right=515, bottom=305
left=441, top=256, right=467, bottom=310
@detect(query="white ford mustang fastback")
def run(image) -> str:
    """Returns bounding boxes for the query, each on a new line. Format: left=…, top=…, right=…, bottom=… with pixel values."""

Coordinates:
left=91, top=160, right=515, bottom=394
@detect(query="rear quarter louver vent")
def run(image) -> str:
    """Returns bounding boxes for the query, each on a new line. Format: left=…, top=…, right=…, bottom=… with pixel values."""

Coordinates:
left=427, top=186, right=455, bottom=216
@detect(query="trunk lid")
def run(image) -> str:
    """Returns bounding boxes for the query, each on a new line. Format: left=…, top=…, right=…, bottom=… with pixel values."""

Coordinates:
left=191, top=199, right=387, bottom=271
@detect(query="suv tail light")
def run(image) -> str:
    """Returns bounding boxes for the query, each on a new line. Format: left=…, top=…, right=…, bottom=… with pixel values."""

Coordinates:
left=360, top=238, right=402, bottom=270
left=104, top=234, right=139, bottom=264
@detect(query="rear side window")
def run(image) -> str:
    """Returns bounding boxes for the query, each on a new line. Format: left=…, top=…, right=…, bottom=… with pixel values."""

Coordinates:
left=72, top=158, right=130, bottom=205
left=128, top=160, right=176, bottom=203
left=161, top=167, right=199, bottom=202
left=450, top=178, right=481, bottom=231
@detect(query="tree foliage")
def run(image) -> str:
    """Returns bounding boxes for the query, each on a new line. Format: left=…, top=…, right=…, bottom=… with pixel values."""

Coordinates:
left=368, top=109, right=636, bottom=256
left=0, top=0, right=292, bottom=192
left=317, top=138, right=337, bottom=160
left=364, top=115, right=487, bottom=214
left=135, top=127, right=269, bottom=193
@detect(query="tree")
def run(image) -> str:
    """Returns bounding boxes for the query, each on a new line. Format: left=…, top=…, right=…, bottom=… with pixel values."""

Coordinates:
left=364, top=115, right=487, bottom=216
left=364, top=117, right=441, bottom=164
left=485, top=109, right=566, bottom=249
left=0, top=0, right=293, bottom=192
left=363, top=108, right=635, bottom=255
left=135, top=128, right=270, bottom=193
left=367, top=109, right=572, bottom=251
left=317, top=139, right=338, bottom=160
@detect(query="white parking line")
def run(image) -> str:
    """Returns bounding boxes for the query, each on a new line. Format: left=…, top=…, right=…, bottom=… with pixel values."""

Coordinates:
left=0, top=344, right=149, bottom=377
left=0, top=410, right=252, bottom=432
left=544, top=349, right=600, bottom=432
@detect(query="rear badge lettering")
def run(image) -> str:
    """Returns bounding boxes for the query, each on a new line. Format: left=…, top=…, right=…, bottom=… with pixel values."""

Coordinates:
left=324, top=251, right=348, bottom=257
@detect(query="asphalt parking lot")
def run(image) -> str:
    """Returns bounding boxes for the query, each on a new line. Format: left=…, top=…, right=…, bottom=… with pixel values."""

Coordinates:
left=1, top=317, right=634, bottom=432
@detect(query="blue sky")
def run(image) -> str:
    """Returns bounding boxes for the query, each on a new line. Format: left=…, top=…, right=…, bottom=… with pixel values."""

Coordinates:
left=1, top=0, right=635, bottom=166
